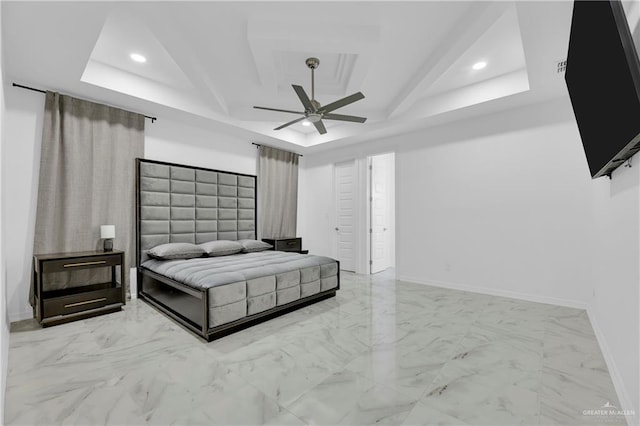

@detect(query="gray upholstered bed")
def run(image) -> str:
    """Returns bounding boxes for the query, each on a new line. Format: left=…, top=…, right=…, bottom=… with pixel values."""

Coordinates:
left=136, top=159, right=339, bottom=341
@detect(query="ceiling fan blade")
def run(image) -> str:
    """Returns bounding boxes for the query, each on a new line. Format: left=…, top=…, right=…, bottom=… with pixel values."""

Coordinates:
left=254, top=106, right=304, bottom=115
left=292, top=85, right=315, bottom=111
left=323, top=113, right=367, bottom=123
left=320, top=92, right=365, bottom=113
left=313, top=120, right=327, bottom=135
left=274, top=116, right=307, bottom=131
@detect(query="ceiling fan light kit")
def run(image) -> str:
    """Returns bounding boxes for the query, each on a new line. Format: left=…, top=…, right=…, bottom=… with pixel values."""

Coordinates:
left=254, top=57, right=367, bottom=135
left=307, top=113, right=322, bottom=123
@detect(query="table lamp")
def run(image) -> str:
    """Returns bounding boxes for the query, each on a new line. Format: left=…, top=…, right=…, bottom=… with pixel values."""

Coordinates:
left=100, top=225, right=115, bottom=251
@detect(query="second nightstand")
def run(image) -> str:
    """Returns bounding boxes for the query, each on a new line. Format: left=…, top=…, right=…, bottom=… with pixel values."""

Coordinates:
left=262, top=237, right=307, bottom=253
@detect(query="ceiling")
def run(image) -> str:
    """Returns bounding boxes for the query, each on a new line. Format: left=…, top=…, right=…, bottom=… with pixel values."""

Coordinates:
left=3, top=1, right=577, bottom=153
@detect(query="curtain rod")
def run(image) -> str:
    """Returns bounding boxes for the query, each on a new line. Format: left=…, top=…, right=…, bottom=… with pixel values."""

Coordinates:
left=251, top=142, right=303, bottom=157
left=12, top=83, right=157, bottom=123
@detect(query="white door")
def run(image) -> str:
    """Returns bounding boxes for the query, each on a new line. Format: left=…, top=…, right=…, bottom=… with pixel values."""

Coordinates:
left=334, top=161, right=356, bottom=272
left=370, top=154, right=392, bottom=273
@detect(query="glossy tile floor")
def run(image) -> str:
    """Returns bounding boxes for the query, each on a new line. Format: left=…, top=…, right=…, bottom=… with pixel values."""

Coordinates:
left=5, top=270, right=627, bottom=425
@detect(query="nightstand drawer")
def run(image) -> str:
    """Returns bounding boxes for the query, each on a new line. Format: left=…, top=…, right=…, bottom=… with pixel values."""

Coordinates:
left=263, top=238, right=301, bottom=252
left=42, top=255, right=121, bottom=273
left=43, top=288, right=122, bottom=317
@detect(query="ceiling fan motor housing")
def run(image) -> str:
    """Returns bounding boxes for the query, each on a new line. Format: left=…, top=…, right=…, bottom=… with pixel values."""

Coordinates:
left=306, top=57, right=320, bottom=69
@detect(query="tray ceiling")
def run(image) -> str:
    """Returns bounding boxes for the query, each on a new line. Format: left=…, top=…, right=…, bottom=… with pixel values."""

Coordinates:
left=2, top=1, right=574, bottom=151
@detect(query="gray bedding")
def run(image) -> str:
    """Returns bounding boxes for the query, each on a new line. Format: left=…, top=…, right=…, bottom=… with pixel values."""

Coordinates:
left=142, top=251, right=337, bottom=290
left=142, top=251, right=339, bottom=327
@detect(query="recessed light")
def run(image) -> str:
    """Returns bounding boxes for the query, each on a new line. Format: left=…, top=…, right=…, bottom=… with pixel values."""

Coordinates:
left=302, top=120, right=312, bottom=127
left=472, top=61, right=487, bottom=70
left=130, top=53, right=146, bottom=63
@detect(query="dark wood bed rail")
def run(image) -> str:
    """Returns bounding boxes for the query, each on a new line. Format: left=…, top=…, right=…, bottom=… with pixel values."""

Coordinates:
left=138, top=263, right=340, bottom=341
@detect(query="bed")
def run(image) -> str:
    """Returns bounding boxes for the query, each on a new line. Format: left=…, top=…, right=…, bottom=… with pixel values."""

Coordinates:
left=135, top=158, right=340, bottom=341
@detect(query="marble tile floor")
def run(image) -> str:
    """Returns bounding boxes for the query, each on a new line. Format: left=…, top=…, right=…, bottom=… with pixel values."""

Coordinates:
left=4, top=270, right=628, bottom=426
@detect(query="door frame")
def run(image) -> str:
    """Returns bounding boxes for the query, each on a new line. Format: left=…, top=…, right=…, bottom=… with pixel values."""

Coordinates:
left=366, top=152, right=396, bottom=274
left=332, top=153, right=395, bottom=275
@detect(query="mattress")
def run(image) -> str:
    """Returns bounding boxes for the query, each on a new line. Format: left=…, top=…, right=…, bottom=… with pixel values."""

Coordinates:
left=142, top=251, right=339, bottom=327
left=142, top=250, right=337, bottom=290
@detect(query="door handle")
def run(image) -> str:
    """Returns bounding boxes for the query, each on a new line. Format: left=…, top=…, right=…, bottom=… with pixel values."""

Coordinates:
left=335, top=227, right=339, bottom=231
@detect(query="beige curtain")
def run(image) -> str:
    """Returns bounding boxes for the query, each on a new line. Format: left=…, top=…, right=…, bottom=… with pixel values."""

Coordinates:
left=258, top=146, right=299, bottom=238
left=31, top=92, right=144, bottom=303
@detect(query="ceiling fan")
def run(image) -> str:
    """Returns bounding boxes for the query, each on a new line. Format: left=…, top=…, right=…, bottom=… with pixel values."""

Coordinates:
left=253, top=57, right=367, bottom=135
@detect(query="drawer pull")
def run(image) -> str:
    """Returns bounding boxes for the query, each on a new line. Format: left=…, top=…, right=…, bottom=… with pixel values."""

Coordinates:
left=63, top=260, right=107, bottom=268
left=64, top=298, right=107, bottom=308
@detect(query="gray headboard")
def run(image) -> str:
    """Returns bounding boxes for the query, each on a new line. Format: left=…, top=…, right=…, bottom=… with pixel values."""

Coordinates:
left=136, top=159, right=257, bottom=265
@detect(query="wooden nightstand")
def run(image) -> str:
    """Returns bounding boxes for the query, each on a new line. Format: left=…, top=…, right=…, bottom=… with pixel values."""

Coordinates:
left=262, top=238, right=307, bottom=254
left=33, top=250, right=126, bottom=326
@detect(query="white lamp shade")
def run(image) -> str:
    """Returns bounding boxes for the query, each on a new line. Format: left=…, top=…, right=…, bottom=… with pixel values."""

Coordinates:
left=100, top=225, right=115, bottom=239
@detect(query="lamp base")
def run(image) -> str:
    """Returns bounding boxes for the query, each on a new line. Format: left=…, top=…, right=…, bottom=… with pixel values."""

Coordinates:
left=103, top=239, right=113, bottom=252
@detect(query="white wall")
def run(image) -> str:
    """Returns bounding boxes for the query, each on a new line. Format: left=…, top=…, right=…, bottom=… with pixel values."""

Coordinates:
left=2, top=90, right=260, bottom=323
left=299, top=96, right=639, bottom=420
left=0, top=1, right=9, bottom=419
left=144, top=118, right=257, bottom=176
left=395, top=112, right=595, bottom=307
left=590, top=161, right=640, bottom=419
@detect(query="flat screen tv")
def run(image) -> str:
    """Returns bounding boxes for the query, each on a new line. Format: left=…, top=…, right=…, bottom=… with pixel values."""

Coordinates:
left=565, top=0, right=640, bottom=178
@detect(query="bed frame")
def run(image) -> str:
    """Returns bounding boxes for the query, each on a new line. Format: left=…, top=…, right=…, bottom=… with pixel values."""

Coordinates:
left=135, top=158, right=339, bottom=341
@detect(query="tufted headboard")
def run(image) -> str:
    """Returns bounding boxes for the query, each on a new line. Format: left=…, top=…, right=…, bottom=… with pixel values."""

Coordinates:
left=136, top=159, right=257, bottom=265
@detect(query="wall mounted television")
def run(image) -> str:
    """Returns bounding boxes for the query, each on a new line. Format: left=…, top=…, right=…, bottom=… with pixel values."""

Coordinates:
left=565, top=0, right=640, bottom=178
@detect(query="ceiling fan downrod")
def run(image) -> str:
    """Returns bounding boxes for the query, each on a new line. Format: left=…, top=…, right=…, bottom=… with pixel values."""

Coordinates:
left=306, top=57, right=319, bottom=104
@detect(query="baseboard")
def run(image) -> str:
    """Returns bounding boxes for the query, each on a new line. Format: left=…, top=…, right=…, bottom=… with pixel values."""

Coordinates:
left=587, top=307, right=638, bottom=426
left=396, top=275, right=588, bottom=310
left=8, top=309, right=33, bottom=323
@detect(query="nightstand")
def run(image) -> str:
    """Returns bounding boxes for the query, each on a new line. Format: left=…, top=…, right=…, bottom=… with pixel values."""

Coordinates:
left=262, top=238, right=307, bottom=254
left=33, top=250, right=126, bottom=326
